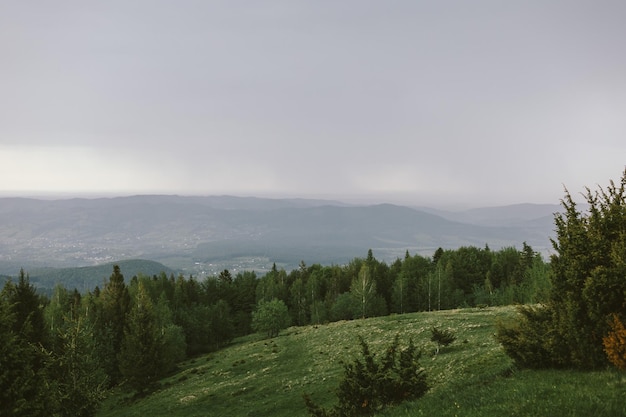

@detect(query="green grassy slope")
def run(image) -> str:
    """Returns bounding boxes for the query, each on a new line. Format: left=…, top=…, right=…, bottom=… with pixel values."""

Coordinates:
left=97, top=306, right=625, bottom=417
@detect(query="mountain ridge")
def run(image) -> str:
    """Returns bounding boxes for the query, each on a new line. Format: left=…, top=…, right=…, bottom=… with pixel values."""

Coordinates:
left=0, top=195, right=558, bottom=278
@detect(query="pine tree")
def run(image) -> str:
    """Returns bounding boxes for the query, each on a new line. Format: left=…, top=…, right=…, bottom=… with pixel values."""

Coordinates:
left=497, top=169, right=626, bottom=369
left=118, top=281, right=162, bottom=394
left=98, top=265, right=131, bottom=383
left=0, top=280, right=52, bottom=417
left=4, top=269, right=47, bottom=346
left=48, top=315, right=108, bottom=417
left=430, top=327, right=456, bottom=355
left=550, top=172, right=626, bottom=368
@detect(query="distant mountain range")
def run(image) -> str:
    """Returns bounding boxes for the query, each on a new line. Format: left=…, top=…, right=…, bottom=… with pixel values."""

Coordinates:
left=0, top=195, right=562, bottom=287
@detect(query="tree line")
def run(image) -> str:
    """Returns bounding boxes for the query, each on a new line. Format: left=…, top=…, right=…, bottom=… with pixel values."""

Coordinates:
left=0, top=241, right=550, bottom=416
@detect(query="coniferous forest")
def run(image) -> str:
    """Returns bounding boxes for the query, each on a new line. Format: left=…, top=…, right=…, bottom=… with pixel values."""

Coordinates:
left=2, top=171, right=626, bottom=416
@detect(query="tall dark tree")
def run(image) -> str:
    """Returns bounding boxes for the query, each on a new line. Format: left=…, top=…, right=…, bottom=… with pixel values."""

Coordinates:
left=0, top=277, right=51, bottom=417
left=549, top=173, right=626, bottom=367
left=47, top=315, right=108, bottom=417
left=97, top=265, right=131, bottom=383
left=118, top=281, right=162, bottom=393
left=231, top=271, right=258, bottom=335
left=4, top=269, right=47, bottom=346
left=497, top=170, right=626, bottom=369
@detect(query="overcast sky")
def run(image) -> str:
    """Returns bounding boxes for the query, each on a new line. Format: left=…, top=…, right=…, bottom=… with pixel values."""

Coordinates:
left=1, top=1, right=625, bottom=208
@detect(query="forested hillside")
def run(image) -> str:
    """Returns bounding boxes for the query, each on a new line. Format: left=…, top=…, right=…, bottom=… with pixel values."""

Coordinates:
left=1, top=241, right=551, bottom=416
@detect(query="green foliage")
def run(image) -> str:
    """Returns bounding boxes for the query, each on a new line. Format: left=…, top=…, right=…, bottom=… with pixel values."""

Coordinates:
left=351, top=265, right=377, bottom=319
left=47, top=316, right=108, bottom=417
left=431, top=327, right=456, bottom=354
left=118, top=282, right=163, bottom=393
left=496, top=305, right=559, bottom=369
left=0, top=293, right=52, bottom=417
left=331, top=292, right=358, bottom=321
left=498, top=170, right=626, bottom=369
left=252, top=298, right=291, bottom=338
left=304, top=335, right=428, bottom=416
left=3, top=269, right=47, bottom=346
left=117, top=279, right=187, bottom=394
left=98, top=265, right=131, bottom=383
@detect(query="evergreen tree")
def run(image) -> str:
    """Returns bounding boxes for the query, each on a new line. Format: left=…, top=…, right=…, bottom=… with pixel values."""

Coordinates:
left=153, top=292, right=187, bottom=370
left=118, top=281, right=162, bottom=394
left=4, top=269, right=47, bottom=346
left=290, top=277, right=308, bottom=326
left=0, top=280, right=52, bottom=417
left=209, top=299, right=235, bottom=350
left=231, top=271, right=258, bottom=336
left=98, top=265, right=131, bottom=383
left=430, top=327, right=456, bottom=355
left=497, top=170, right=626, bottom=369
left=307, top=269, right=327, bottom=324
left=48, top=315, right=108, bottom=417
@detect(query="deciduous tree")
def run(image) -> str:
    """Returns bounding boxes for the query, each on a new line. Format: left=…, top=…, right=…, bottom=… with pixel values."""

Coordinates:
left=252, top=298, right=291, bottom=338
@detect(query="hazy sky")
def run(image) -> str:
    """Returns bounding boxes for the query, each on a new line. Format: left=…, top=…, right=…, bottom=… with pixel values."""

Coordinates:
left=1, top=1, right=625, bottom=208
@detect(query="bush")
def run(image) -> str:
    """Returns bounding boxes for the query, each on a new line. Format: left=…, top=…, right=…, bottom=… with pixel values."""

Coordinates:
left=495, top=305, right=564, bottom=368
left=304, top=335, right=428, bottom=416
left=430, top=327, right=456, bottom=355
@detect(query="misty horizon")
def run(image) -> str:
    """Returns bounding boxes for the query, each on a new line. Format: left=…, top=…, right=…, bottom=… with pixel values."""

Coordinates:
left=2, top=2, right=625, bottom=208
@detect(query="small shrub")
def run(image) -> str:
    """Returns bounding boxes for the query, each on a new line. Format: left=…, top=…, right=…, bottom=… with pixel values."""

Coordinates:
left=304, top=335, right=428, bottom=416
left=431, top=327, right=456, bottom=354
left=495, top=305, right=564, bottom=369
left=603, top=314, right=626, bottom=371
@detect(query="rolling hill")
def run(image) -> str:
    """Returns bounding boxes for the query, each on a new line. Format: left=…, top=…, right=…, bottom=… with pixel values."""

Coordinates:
left=26, top=259, right=176, bottom=293
left=0, top=195, right=559, bottom=283
left=96, top=306, right=624, bottom=417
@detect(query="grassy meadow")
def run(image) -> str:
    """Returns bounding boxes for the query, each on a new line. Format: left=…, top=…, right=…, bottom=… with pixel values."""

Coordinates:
left=97, top=306, right=625, bottom=417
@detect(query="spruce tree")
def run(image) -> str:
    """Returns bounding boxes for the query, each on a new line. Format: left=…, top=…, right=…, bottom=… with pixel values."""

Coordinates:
left=48, top=315, right=108, bottom=417
left=0, top=280, right=52, bottom=417
left=97, top=265, right=131, bottom=383
left=497, top=169, right=626, bottom=369
left=118, top=281, right=162, bottom=394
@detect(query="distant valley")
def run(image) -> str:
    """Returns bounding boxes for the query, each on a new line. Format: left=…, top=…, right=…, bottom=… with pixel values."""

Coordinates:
left=0, top=195, right=561, bottom=289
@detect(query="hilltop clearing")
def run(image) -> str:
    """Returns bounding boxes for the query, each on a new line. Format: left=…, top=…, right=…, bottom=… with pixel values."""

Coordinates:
left=97, top=306, right=624, bottom=417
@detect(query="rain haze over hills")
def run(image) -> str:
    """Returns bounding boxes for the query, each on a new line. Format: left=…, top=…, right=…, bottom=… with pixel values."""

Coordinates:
left=1, top=2, right=625, bottom=282
left=1, top=1, right=625, bottom=209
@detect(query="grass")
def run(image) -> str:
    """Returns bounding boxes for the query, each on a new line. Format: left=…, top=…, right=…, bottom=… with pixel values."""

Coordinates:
left=97, top=306, right=625, bottom=417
